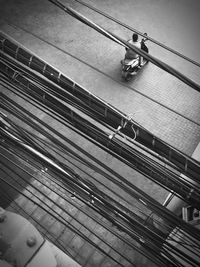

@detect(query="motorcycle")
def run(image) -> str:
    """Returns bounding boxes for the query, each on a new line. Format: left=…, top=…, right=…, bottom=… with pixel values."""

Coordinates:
left=121, top=33, right=149, bottom=81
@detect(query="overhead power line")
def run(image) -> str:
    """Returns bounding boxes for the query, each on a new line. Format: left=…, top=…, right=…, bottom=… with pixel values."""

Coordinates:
left=1, top=58, right=200, bottom=212
left=72, top=0, right=200, bottom=68
left=0, top=117, right=199, bottom=267
left=1, top=33, right=200, bottom=182
left=47, top=0, right=200, bottom=93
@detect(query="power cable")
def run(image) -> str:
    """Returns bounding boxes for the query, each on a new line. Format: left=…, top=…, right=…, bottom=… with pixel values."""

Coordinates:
left=1, top=65, right=200, bottom=247
left=0, top=140, right=194, bottom=267
left=0, top=153, right=168, bottom=267
left=1, top=34, right=200, bottom=184
left=0, top=149, right=163, bottom=265
left=1, top=105, right=200, bottom=245
left=1, top=151, right=197, bottom=266
left=1, top=55, right=200, bottom=189
left=72, top=0, right=200, bottom=68
left=1, top=31, right=200, bottom=182
left=0, top=174, right=127, bottom=267
left=14, top=120, right=200, bottom=252
left=1, top=76, right=200, bottom=239
left=0, top=134, right=170, bottom=252
left=1, top=52, right=200, bottom=179
left=1, top=67, right=199, bottom=209
left=0, top=91, right=177, bottom=235
left=3, top=21, right=200, bottom=132
left=0, top=93, right=199, bottom=266
left=47, top=0, right=200, bottom=93
left=0, top=190, right=77, bottom=260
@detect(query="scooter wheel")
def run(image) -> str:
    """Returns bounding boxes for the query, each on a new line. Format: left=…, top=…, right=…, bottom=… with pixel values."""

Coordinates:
left=122, top=71, right=130, bottom=81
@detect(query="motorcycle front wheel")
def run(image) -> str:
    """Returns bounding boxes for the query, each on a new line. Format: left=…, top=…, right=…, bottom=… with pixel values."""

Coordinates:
left=122, top=71, right=131, bottom=81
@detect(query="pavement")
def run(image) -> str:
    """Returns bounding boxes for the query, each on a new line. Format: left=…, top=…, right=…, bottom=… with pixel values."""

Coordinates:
left=0, top=0, right=200, bottom=266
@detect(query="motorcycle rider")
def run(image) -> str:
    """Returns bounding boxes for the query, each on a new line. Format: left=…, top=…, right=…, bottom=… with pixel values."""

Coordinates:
left=124, top=33, right=142, bottom=68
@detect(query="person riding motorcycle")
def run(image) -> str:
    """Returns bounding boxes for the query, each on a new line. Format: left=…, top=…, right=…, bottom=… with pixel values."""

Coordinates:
left=125, top=33, right=142, bottom=67
left=121, top=33, right=149, bottom=80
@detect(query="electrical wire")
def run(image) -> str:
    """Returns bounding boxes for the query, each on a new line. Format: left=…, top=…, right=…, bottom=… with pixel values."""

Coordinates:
left=0, top=163, right=133, bottom=267
left=0, top=151, right=169, bottom=267
left=16, top=124, right=200, bottom=252
left=0, top=98, right=199, bottom=267
left=72, top=0, right=200, bottom=68
left=0, top=144, right=189, bottom=267
left=0, top=151, right=160, bottom=263
left=1, top=136, right=198, bottom=267
left=0, top=191, right=77, bottom=260
left=0, top=91, right=177, bottom=236
left=1, top=59, right=200, bottom=197
left=1, top=37, right=200, bottom=181
left=1, top=85, right=198, bottom=228
left=1, top=79, right=200, bottom=241
left=47, top=0, right=200, bottom=93
left=1, top=51, right=200, bottom=264
left=1, top=52, right=200, bottom=182
left=1, top=112, right=200, bottom=249
left=1, top=1, right=200, bottom=266
left=0, top=75, right=198, bottom=209
left=2, top=21, right=200, bottom=132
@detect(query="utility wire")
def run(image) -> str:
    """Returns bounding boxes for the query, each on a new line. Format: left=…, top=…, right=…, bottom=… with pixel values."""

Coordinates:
left=1, top=56, right=200, bottom=191
left=1, top=104, right=200, bottom=245
left=0, top=191, right=77, bottom=260
left=0, top=151, right=162, bottom=265
left=0, top=174, right=127, bottom=267
left=0, top=92, right=177, bottom=235
left=47, top=0, right=200, bottom=93
left=0, top=153, right=168, bottom=267
left=1, top=77, right=200, bottom=238
left=1, top=33, right=200, bottom=180
left=10, top=115, right=200, bottom=253
left=0, top=93, right=199, bottom=266
left=1, top=65, right=200, bottom=251
left=3, top=21, right=200, bottom=131
left=0, top=126, right=198, bottom=266
left=1, top=65, right=200, bottom=209
left=72, top=0, right=200, bottom=68
left=0, top=142, right=192, bottom=267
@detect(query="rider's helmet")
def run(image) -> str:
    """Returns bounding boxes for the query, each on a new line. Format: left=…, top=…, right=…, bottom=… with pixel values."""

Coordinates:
left=132, top=33, right=138, bottom=42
